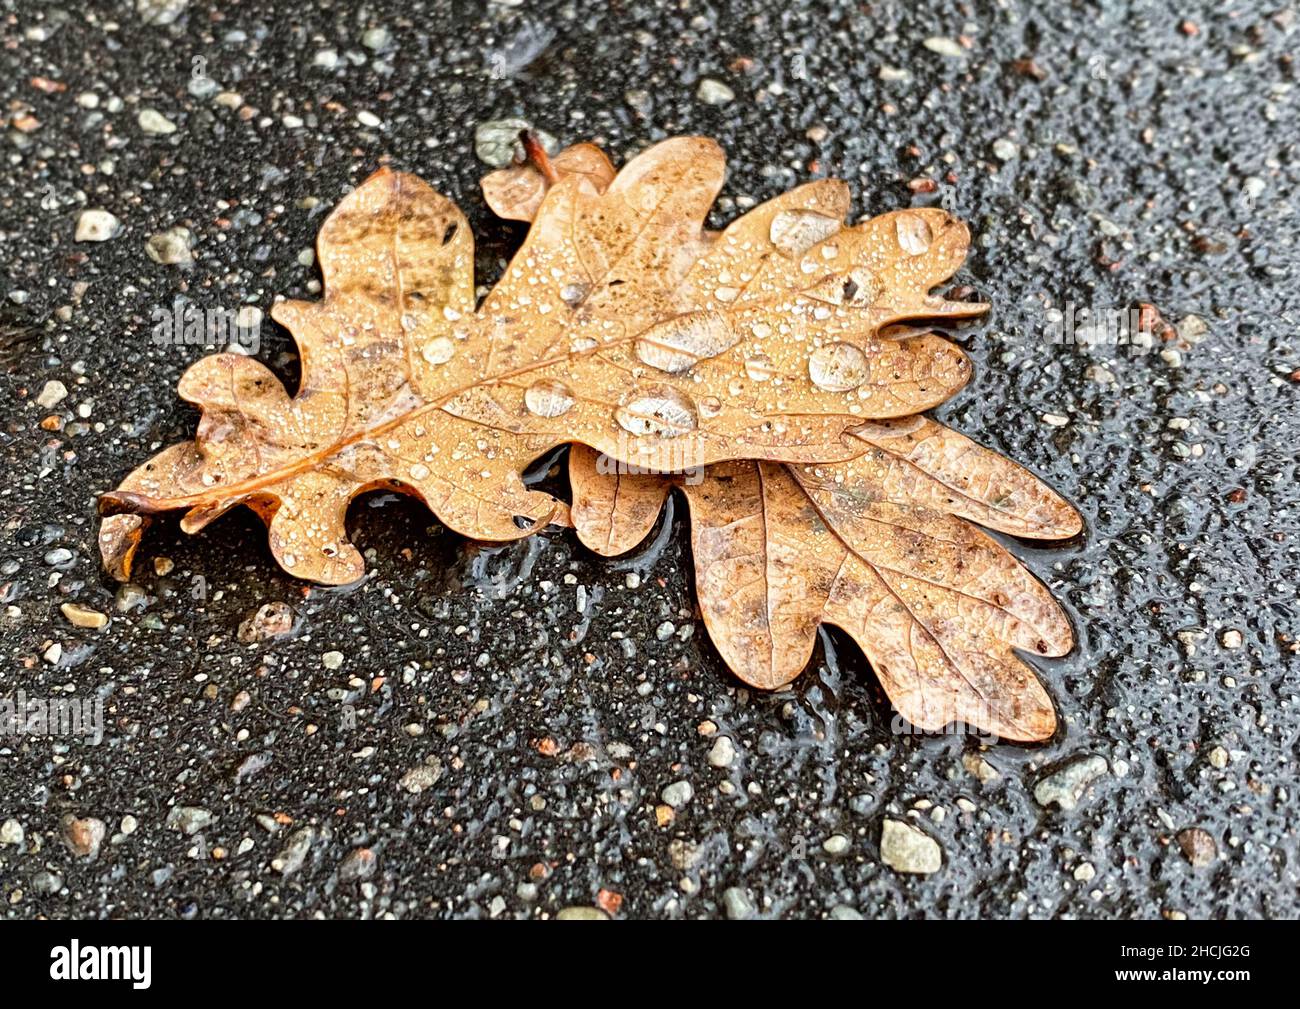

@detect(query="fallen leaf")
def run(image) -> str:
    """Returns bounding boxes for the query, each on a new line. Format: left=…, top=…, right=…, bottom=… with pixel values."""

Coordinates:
left=569, top=421, right=1079, bottom=742
left=100, top=136, right=983, bottom=585
left=515, top=144, right=1082, bottom=742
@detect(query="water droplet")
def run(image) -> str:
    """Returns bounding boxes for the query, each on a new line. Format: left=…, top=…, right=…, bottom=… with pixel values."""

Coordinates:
left=699, top=395, right=722, bottom=418
left=635, top=312, right=738, bottom=373
left=770, top=209, right=842, bottom=257
left=807, top=267, right=884, bottom=306
left=895, top=213, right=933, bottom=256
left=409, top=463, right=431, bottom=480
left=808, top=341, right=869, bottom=392
left=560, top=283, right=589, bottom=307
left=422, top=337, right=455, bottom=365
left=615, top=386, right=698, bottom=438
left=744, top=353, right=775, bottom=381
left=572, top=336, right=598, bottom=352
left=845, top=268, right=883, bottom=304
left=524, top=379, right=576, bottom=418
left=714, top=286, right=739, bottom=302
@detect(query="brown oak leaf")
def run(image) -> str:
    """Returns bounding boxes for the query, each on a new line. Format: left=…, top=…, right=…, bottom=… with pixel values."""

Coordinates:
left=502, top=141, right=1082, bottom=742
left=100, top=136, right=984, bottom=586
left=569, top=423, right=1079, bottom=742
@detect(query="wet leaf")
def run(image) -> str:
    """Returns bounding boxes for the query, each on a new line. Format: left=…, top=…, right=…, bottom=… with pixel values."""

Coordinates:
left=520, top=144, right=1082, bottom=743
left=570, top=420, right=1080, bottom=742
left=100, top=136, right=984, bottom=585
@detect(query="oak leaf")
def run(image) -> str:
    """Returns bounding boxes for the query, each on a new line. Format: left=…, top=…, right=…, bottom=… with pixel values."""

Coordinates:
left=501, top=142, right=1082, bottom=742
left=569, top=423, right=1079, bottom=742
left=100, top=136, right=984, bottom=587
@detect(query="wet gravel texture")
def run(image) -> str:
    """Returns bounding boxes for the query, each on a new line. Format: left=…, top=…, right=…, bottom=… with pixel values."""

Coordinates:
left=2, top=0, right=1297, bottom=919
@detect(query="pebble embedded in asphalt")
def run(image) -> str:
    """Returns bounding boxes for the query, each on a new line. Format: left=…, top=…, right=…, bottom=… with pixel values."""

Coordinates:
left=74, top=209, right=121, bottom=242
left=660, top=781, right=693, bottom=808
left=1034, top=755, right=1110, bottom=812
left=880, top=818, right=943, bottom=874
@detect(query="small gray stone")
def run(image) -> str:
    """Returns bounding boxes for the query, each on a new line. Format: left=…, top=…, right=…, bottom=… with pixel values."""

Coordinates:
left=165, top=805, right=213, bottom=835
left=555, top=906, right=609, bottom=920
left=880, top=818, right=942, bottom=874
left=722, top=885, right=755, bottom=919
left=361, top=27, right=390, bottom=51
left=822, top=833, right=851, bottom=856
left=338, top=846, right=377, bottom=881
left=923, top=37, right=967, bottom=59
left=660, top=780, right=693, bottom=808
left=145, top=226, right=194, bottom=265
left=138, top=108, right=177, bottom=135
left=625, top=89, right=652, bottom=115
left=44, top=547, right=73, bottom=565
left=400, top=759, right=443, bottom=794
left=667, top=838, right=700, bottom=871
left=707, top=735, right=736, bottom=768
left=1177, top=314, right=1209, bottom=343
left=992, top=138, right=1020, bottom=161
left=75, top=209, right=122, bottom=242
left=829, top=904, right=864, bottom=920
left=136, top=0, right=188, bottom=25
left=192, top=70, right=221, bottom=96
left=32, top=870, right=64, bottom=894
left=962, top=752, right=1000, bottom=784
left=272, top=827, right=314, bottom=875
left=36, top=381, right=68, bottom=409
left=696, top=78, right=735, bottom=105
left=1033, top=754, right=1109, bottom=811
left=1, top=818, right=25, bottom=847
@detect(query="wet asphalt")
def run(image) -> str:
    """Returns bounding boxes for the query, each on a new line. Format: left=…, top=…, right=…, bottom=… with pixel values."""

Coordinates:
left=1, top=0, right=1297, bottom=919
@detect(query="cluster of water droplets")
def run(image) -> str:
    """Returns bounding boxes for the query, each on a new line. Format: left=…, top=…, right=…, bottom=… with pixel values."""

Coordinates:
left=504, top=205, right=939, bottom=445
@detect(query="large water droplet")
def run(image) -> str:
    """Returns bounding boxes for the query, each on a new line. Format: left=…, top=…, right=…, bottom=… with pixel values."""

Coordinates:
left=524, top=379, right=576, bottom=418
left=808, top=341, right=870, bottom=392
left=895, top=213, right=933, bottom=256
left=635, top=312, right=738, bottom=374
left=615, top=386, right=698, bottom=438
left=770, top=209, right=842, bottom=257
left=845, top=268, right=883, bottom=304
left=560, top=283, right=589, bottom=307
left=422, top=336, right=455, bottom=365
